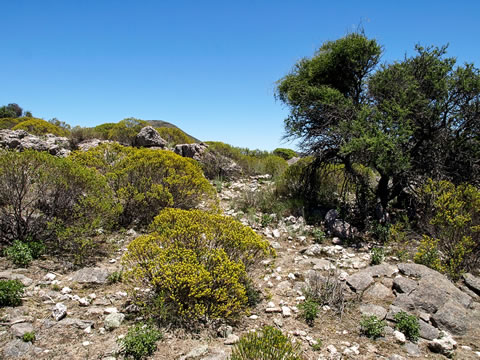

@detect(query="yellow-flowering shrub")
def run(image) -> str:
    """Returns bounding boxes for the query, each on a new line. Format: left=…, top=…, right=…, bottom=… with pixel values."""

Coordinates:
left=416, top=179, right=480, bottom=278
left=71, top=144, right=214, bottom=226
left=156, top=127, right=195, bottom=146
left=107, top=118, right=148, bottom=145
left=123, top=208, right=273, bottom=325
left=12, top=118, right=69, bottom=136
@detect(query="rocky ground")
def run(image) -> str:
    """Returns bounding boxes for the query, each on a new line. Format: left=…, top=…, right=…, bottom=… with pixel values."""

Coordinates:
left=1, top=176, right=480, bottom=359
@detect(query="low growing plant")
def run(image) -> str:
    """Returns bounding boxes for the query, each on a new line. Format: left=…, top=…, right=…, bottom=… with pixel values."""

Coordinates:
left=118, top=322, right=162, bottom=360
left=22, top=331, right=35, bottom=343
left=5, top=240, right=33, bottom=267
left=0, top=279, right=24, bottom=307
left=370, top=247, right=385, bottom=265
left=360, top=315, right=386, bottom=339
left=298, top=299, right=319, bottom=326
left=394, top=311, right=419, bottom=342
left=229, top=326, right=304, bottom=360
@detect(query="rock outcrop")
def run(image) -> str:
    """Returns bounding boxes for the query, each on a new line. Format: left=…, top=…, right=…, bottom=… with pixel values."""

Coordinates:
left=0, top=129, right=71, bottom=156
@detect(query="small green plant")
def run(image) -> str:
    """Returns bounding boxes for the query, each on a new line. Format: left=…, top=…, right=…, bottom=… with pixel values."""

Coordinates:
left=118, top=322, right=163, bottom=360
left=414, top=235, right=444, bottom=273
left=394, top=311, right=420, bottom=342
left=298, top=299, right=319, bottom=326
left=4, top=240, right=33, bottom=267
left=0, top=279, right=24, bottom=307
left=229, top=326, right=303, bottom=360
left=360, top=315, right=386, bottom=339
left=370, top=221, right=391, bottom=243
left=26, top=240, right=45, bottom=259
left=51, top=283, right=61, bottom=291
left=311, top=228, right=325, bottom=244
left=370, top=247, right=385, bottom=265
left=108, top=270, right=123, bottom=284
left=22, top=331, right=35, bottom=343
left=261, top=214, right=274, bottom=227
left=311, top=338, right=323, bottom=351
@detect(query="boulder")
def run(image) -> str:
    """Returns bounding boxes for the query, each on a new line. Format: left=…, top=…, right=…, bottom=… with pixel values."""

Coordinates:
left=363, top=282, right=393, bottom=301
left=104, top=312, right=125, bottom=331
left=133, top=126, right=167, bottom=148
left=0, top=271, right=33, bottom=287
left=70, top=267, right=110, bottom=285
left=419, top=319, right=439, bottom=340
left=10, top=322, right=34, bottom=338
left=174, top=142, right=208, bottom=160
left=346, top=272, right=374, bottom=292
left=3, top=339, right=42, bottom=358
left=463, top=273, right=480, bottom=295
left=431, top=300, right=469, bottom=335
left=393, top=276, right=417, bottom=295
left=359, top=304, right=387, bottom=319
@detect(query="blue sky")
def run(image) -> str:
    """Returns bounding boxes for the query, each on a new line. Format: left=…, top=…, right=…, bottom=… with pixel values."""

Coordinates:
left=1, top=0, right=479, bottom=150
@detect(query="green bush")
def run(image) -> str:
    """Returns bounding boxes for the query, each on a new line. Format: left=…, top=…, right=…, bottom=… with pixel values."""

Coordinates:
left=298, top=299, right=319, bottom=326
left=156, top=127, right=195, bottom=146
left=123, top=208, right=273, bottom=325
left=12, top=117, right=69, bottom=136
left=394, top=311, right=419, bottom=342
left=118, top=323, right=162, bottom=360
left=107, top=118, right=148, bottom=145
left=0, top=279, right=24, bottom=307
left=311, top=228, right=325, bottom=244
left=0, top=150, right=118, bottom=262
left=418, top=179, right=480, bottom=278
left=4, top=240, right=33, bottom=267
left=22, top=331, right=35, bottom=343
left=230, top=326, right=303, bottom=360
left=108, top=270, right=123, bottom=284
left=360, top=315, right=386, bottom=339
left=273, top=148, right=297, bottom=160
left=71, top=143, right=214, bottom=226
left=370, top=247, right=385, bottom=265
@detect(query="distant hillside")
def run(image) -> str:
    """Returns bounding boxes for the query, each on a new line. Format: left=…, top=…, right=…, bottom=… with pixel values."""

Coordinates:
left=146, top=120, right=201, bottom=142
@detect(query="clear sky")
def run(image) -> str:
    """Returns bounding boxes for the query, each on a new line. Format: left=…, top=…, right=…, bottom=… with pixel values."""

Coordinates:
left=1, top=0, right=479, bottom=150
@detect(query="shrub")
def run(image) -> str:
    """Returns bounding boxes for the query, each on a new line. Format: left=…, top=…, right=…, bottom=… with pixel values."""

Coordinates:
left=273, top=148, right=297, bottom=160
left=108, top=270, right=123, bottom=284
left=118, top=323, right=162, bottom=360
left=360, top=315, right=386, bottom=339
left=418, top=179, right=480, bottom=278
left=22, top=331, right=35, bottom=343
left=108, top=118, right=148, bottom=145
left=394, top=311, right=419, bottom=342
left=0, top=117, right=25, bottom=130
left=71, top=143, right=214, bottom=226
left=156, top=127, right=195, bottom=146
left=414, top=235, right=444, bottom=272
left=0, top=279, right=24, bottom=307
left=303, top=271, right=346, bottom=316
left=298, top=299, right=319, bottom=326
left=230, top=326, right=303, bottom=360
left=0, top=150, right=118, bottom=262
left=370, top=247, right=385, bottom=265
left=4, top=240, right=33, bottom=267
left=123, top=208, right=273, bottom=325
left=311, top=228, right=325, bottom=244
left=12, top=117, right=69, bottom=136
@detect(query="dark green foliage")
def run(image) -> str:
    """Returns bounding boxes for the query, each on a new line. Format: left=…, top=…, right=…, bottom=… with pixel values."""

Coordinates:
left=360, top=315, right=386, bottom=339
left=108, top=117, right=148, bottom=145
left=370, top=247, right=385, bottom=265
left=0, top=103, right=23, bottom=118
left=276, top=33, right=480, bottom=222
left=298, top=299, right=319, bottom=326
left=273, top=148, right=297, bottom=160
left=230, top=326, right=303, bottom=360
left=108, top=270, right=123, bottom=284
left=4, top=240, right=33, bottom=266
left=118, top=323, right=162, bottom=360
left=311, top=228, right=325, bottom=244
left=0, top=280, right=24, bottom=307
left=394, top=311, right=420, bottom=342
left=0, top=150, right=118, bottom=262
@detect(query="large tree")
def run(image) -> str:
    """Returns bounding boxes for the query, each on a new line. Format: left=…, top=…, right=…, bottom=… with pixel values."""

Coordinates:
left=277, top=34, right=480, bottom=219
